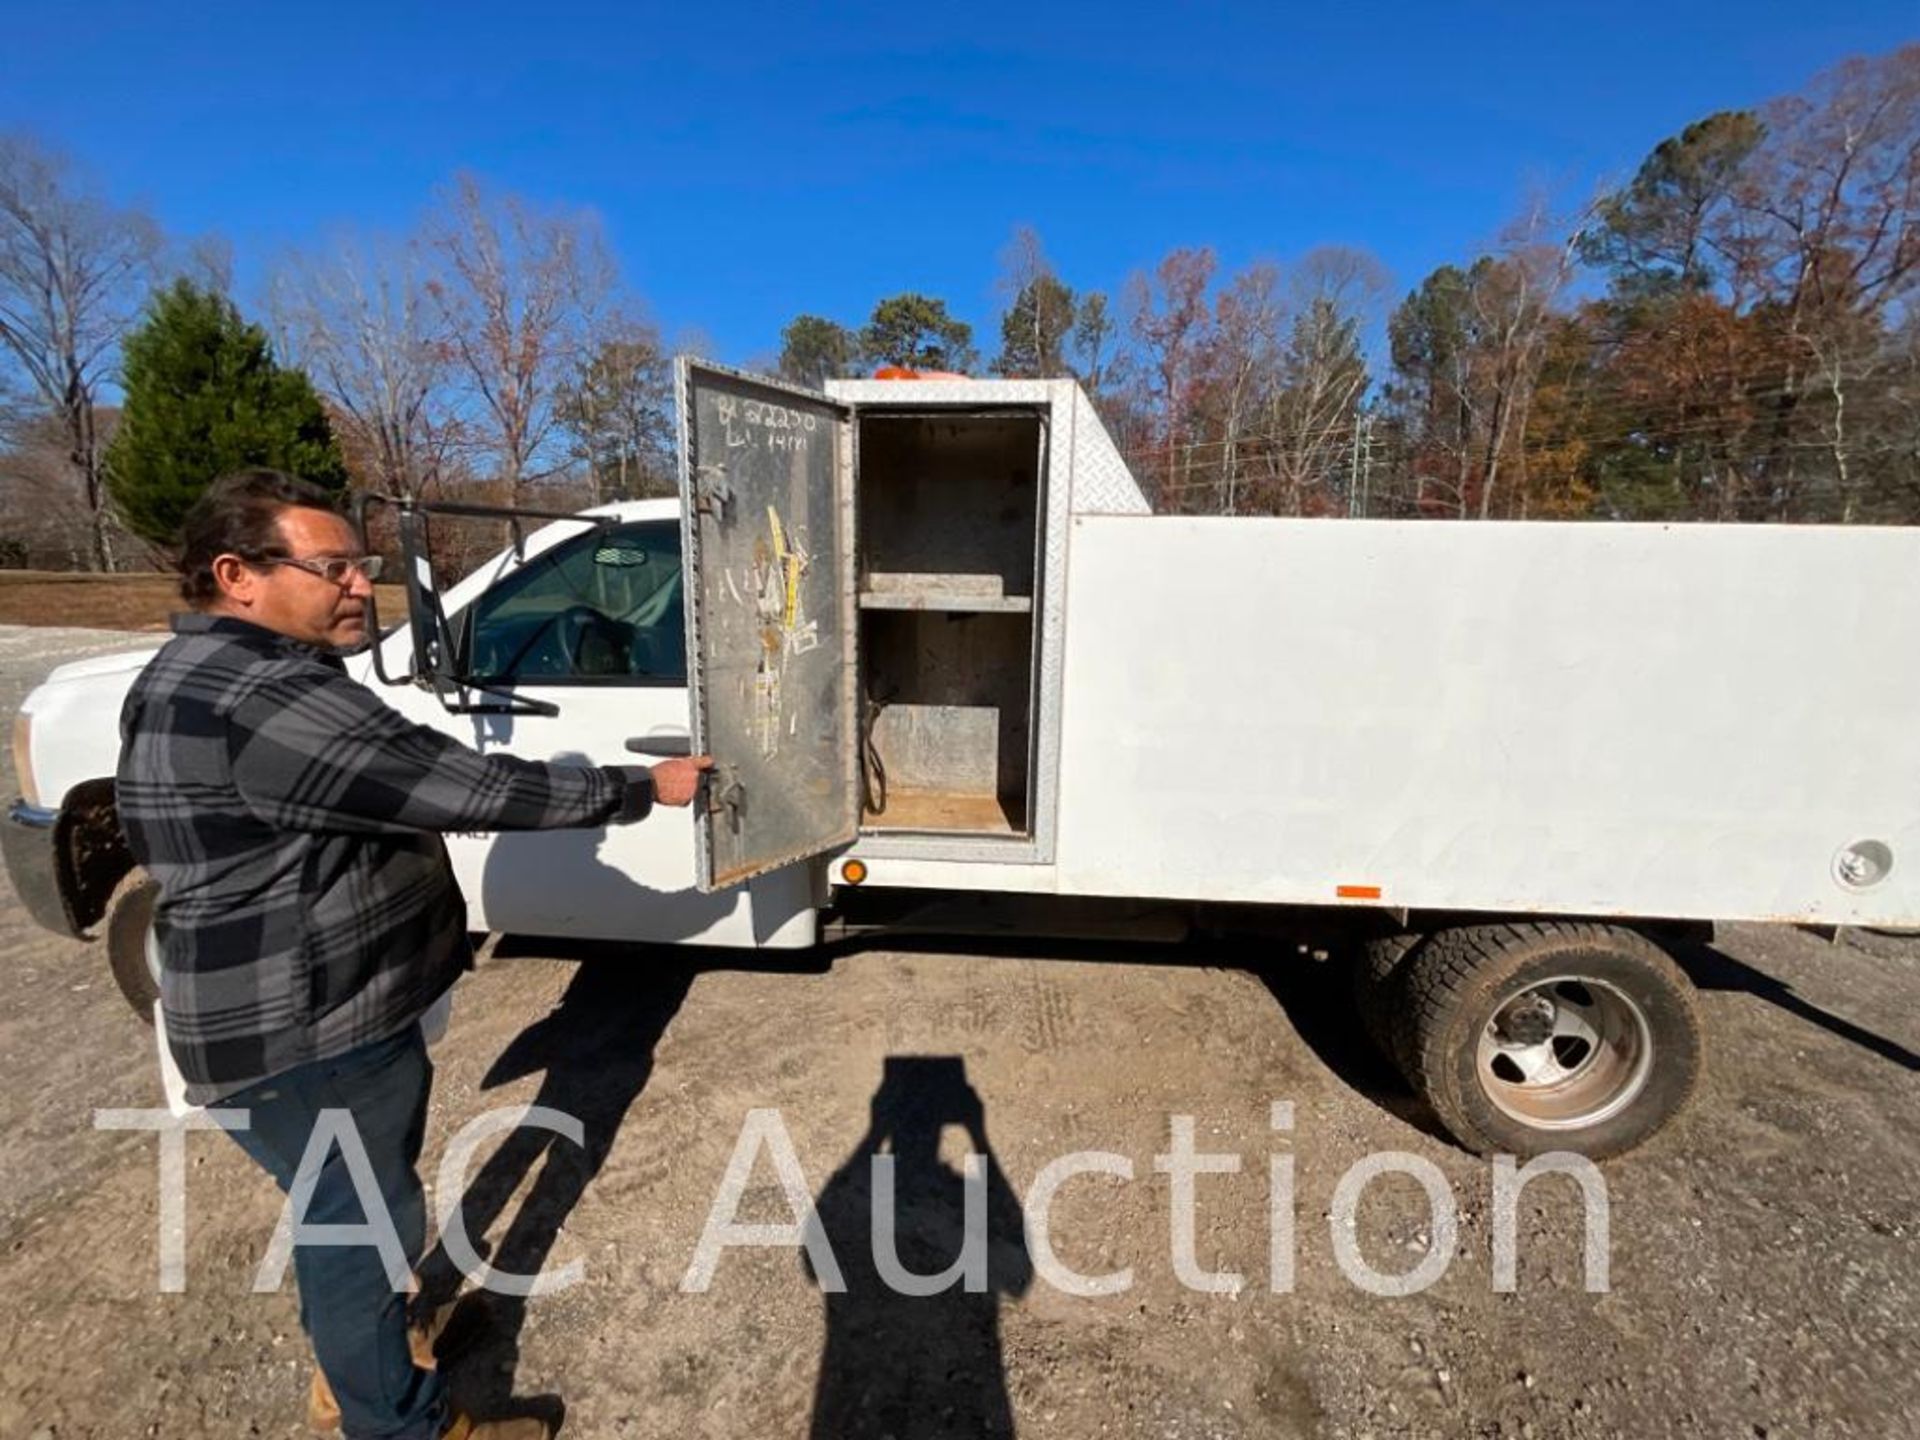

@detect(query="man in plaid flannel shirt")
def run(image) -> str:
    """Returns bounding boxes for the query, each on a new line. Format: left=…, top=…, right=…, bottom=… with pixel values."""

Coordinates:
left=117, top=470, right=710, bottom=1440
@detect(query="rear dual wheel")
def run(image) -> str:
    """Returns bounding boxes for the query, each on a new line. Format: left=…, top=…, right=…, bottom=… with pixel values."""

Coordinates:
left=1352, top=930, right=1424, bottom=1075
left=1357, top=921, right=1703, bottom=1160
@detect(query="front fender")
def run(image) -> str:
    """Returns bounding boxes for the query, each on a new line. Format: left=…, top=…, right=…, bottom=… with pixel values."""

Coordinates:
left=19, top=645, right=158, bottom=807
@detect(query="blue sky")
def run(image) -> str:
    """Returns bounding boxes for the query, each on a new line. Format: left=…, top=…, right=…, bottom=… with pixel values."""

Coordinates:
left=2, top=1, right=1914, bottom=365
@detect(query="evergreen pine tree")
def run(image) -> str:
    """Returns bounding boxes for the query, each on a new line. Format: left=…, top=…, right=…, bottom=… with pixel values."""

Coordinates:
left=105, top=279, right=348, bottom=543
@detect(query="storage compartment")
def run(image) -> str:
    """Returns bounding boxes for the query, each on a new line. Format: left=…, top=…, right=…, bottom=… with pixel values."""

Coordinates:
left=862, top=611, right=1032, bottom=834
left=858, top=413, right=1040, bottom=605
left=856, top=411, right=1044, bottom=836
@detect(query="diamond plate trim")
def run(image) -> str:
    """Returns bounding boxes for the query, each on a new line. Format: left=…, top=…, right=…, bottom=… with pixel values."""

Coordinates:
left=1029, top=389, right=1072, bottom=863
left=828, top=378, right=1066, bottom=407
left=1069, top=388, right=1151, bottom=515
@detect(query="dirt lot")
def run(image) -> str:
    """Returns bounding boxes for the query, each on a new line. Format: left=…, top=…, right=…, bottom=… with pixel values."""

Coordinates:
left=0, top=571, right=408, bottom=631
left=2, top=625, right=1917, bottom=1440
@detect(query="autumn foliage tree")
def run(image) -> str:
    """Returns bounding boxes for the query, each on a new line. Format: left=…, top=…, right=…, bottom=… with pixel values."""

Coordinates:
left=1562, top=47, right=1920, bottom=523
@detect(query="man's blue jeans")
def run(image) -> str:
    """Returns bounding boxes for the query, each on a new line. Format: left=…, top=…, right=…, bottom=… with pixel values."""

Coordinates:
left=224, top=1025, right=448, bottom=1440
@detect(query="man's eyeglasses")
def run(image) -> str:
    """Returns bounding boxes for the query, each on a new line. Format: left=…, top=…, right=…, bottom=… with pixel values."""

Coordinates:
left=256, top=554, right=386, bottom=586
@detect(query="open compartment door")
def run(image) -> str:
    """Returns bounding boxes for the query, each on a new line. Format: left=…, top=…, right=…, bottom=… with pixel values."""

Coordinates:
left=677, top=359, right=860, bottom=891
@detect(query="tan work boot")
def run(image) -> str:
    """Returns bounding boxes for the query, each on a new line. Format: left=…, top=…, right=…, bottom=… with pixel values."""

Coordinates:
left=307, top=1320, right=442, bottom=1432
left=441, top=1415, right=553, bottom=1440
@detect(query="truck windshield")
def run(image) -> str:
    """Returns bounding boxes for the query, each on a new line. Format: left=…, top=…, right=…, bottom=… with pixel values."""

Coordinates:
left=464, top=520, right=687, bottom=685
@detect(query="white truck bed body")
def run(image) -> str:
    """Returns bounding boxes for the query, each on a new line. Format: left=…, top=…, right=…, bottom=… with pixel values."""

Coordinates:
left=1046, top=516, right=1920, bottom=925
left=838, top=515, right=1920, bottom=927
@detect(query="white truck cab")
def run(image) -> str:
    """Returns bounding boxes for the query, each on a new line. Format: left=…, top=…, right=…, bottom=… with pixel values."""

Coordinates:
left=9, top=360, right=1919, bottom=1160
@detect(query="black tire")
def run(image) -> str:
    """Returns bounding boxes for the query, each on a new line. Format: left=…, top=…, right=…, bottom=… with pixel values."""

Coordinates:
left=103, top=869, right=161, bottom=1022
left=1394, top=921, right=1703, bottom=1160
left=1352, top=931, right=1424, bottom=1074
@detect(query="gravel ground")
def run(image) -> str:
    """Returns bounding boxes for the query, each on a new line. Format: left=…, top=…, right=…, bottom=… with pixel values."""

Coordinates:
left=1, top=624, right=1916, bottom=1440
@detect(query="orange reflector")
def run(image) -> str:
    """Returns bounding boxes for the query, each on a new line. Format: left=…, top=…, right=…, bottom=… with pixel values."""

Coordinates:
left=1336, top=884, right=1382, bottom=900
left=840, top=859, right=868, bottom=886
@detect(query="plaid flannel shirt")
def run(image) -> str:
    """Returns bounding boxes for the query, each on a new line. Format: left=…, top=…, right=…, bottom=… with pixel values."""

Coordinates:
left=117, top=613, right=653, bottom=1102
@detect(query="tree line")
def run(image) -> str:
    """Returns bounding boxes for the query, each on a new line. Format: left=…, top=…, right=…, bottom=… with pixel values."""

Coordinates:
left=0, top=161, right=683, bottom=571
left=3, top=44, right=1915, bottom=574
left=777, top=46, right=1920, bottom=525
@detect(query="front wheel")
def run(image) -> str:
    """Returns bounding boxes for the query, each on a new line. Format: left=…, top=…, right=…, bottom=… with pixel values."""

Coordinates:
left=1392, top=922, right=1703, bottom=1160
left=104, top=869, right=162, bottom=1022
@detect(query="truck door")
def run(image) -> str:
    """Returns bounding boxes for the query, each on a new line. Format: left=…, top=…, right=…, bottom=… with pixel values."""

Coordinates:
left=677, top=359, right=860, bottom=891
left=411, top=513, right=792, bottom=945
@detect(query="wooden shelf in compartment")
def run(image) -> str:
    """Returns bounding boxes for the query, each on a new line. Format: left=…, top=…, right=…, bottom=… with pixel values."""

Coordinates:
left=858, top=588, right=1032, bottom=614
left=862, top=788, right=1020, bottom=834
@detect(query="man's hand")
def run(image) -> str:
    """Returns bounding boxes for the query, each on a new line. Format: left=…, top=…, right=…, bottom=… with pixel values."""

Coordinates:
left=650, top=755, right=715, bottom=808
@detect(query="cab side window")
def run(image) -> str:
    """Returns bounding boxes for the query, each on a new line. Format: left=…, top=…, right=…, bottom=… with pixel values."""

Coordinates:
left=464, top=521, right=686, bottom=684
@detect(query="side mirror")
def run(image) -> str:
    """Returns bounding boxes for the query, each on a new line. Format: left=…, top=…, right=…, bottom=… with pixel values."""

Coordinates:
left=355, top=491, right=595, bottom=719
left=396, top=507, right=459, bottom=692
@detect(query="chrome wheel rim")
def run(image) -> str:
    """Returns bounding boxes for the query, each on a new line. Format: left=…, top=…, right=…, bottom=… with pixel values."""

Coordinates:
left=1476, top=974, right=1653, bottom=1130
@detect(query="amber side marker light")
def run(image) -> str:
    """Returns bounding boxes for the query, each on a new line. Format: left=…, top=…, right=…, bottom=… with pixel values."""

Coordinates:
left=1336, top=883, right=1382, bottom=900
left=840, top=859, right=868, bottom=886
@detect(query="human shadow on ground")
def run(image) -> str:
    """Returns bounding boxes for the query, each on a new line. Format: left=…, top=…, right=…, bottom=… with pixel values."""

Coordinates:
left=817, top=913, right=1451, bottom=1146
left=803, top=1054, right=1032, bottom=1439
left=413, top=934, right=829, bottom=1431
left=413, top=953, right=691, bottom=1431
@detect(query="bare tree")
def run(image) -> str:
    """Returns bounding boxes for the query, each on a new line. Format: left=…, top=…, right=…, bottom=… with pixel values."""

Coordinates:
left=424, top=174, right=614, bottom=505
left=1205, top=262, right=1283, bottom=514
left=274, top=232, right=453, bottom=498
left=1125, top=247, right=1217, bottom=506
left=993, top=224, right=1077, bottom=377
left=1262, top=247, right=1388, bottom=513
left=181, top=233, right=235, bottom=297
left=1465, top=207, right=1581, bottom=519
left=0, top=135, right=160, bottom=569
left=1739, top=47, right=1920, bottom=319
left=1741, top=46, right=1920, bottom=517
left=1072, top=291, right=1114, bottom=395
left=0, top=407, right=102, bottom=567
left=556, top=315, right=675, bottom=504
left=1877, top=308, right=1920, bottom=519
left=0, top=364, right=28, bottom=442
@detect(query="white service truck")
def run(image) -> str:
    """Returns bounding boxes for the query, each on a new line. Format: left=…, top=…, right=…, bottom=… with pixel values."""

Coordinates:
left=8, top=361, right=1918, bottom=1160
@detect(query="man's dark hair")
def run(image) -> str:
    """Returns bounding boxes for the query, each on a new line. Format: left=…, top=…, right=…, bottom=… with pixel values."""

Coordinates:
left=176, top=469, right=343, bottom=607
